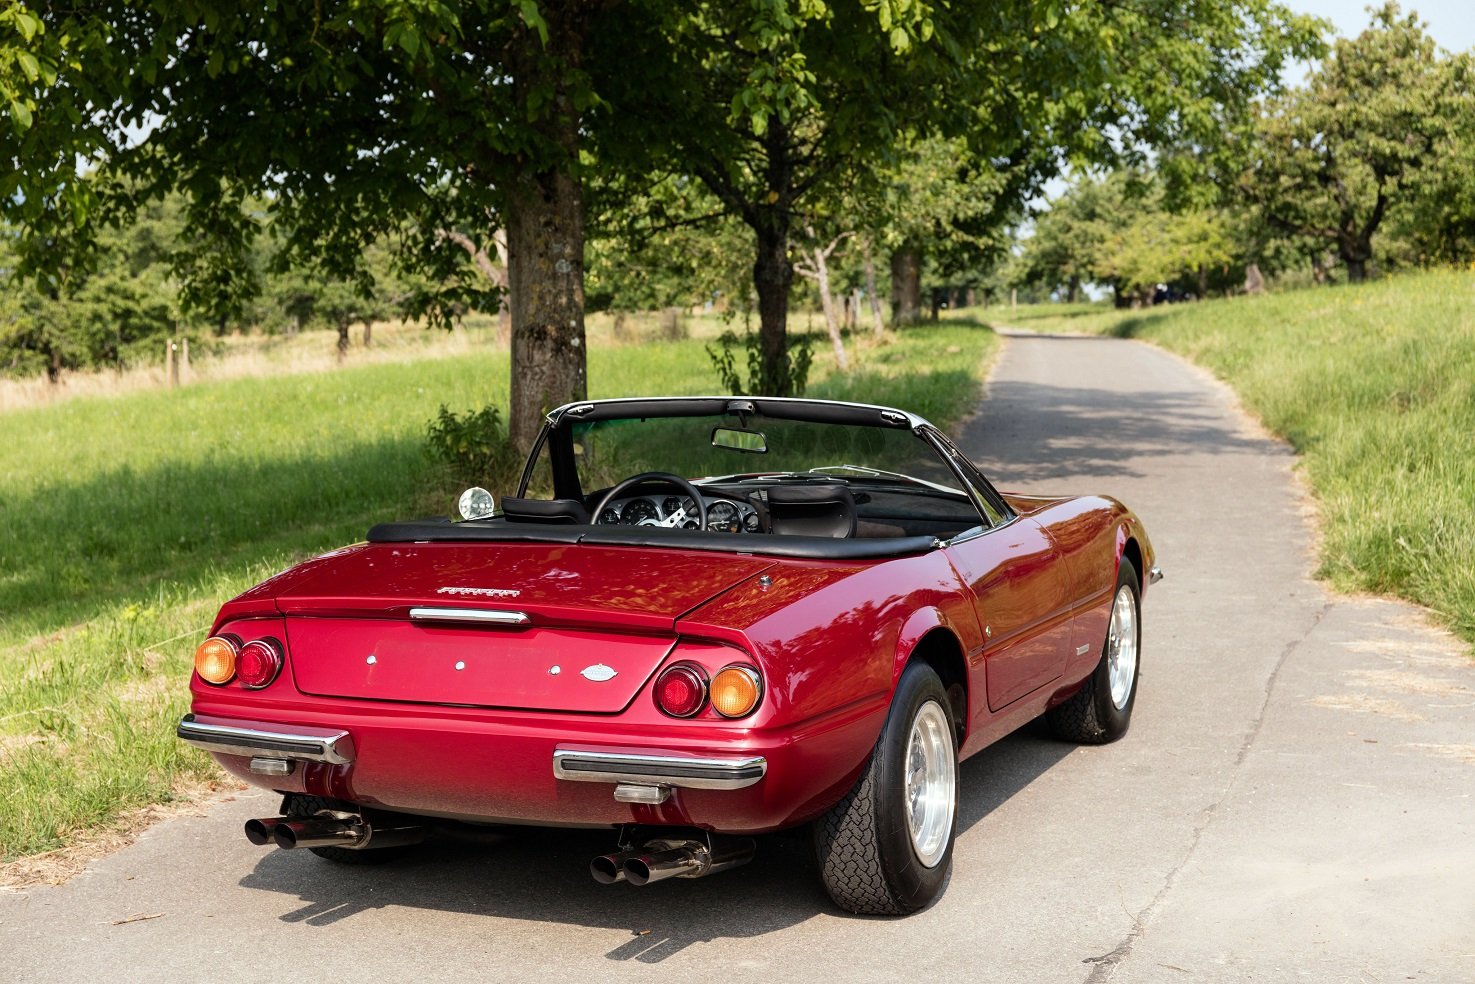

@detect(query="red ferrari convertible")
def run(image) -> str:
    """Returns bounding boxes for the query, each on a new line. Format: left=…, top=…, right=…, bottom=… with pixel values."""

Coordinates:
left=179, top=396, right=1158, bottom=914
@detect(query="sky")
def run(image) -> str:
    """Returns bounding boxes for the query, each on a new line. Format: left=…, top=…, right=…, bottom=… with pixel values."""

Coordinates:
left=1295, top=0, right=1474, bottom=52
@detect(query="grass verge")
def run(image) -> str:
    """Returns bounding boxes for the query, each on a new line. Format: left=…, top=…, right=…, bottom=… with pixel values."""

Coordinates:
left=982, top=269, right=1475, bottom=647
left=0, top=320, right=996, bottom=863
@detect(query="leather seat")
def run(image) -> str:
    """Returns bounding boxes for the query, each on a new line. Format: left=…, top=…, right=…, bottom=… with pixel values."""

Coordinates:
left=766, top=484, right=856, bottom=538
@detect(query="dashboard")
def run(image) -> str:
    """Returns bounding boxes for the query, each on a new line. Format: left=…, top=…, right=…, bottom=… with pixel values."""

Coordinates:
left=594, top=493, right=761, bottom=533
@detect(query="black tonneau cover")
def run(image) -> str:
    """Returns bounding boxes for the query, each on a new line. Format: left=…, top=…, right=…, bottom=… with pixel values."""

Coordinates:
left=366, top=518, right=939, bottom=560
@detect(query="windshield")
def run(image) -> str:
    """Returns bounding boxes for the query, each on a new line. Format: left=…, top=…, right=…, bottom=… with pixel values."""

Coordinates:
left=563, top=411, right=965, bottom=495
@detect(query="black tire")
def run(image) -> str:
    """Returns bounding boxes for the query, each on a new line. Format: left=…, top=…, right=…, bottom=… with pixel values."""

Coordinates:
left=812, top=661, right=958, bottom=915
left=1046, top=558, right=1140, bottom=744
left=281, top=794, right=415, bottom=865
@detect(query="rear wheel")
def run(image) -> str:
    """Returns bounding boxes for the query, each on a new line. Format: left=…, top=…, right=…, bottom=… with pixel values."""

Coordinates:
left=1046, top=558, right=1140, bottom=744
left=281, top=794, right=415, bottom=865
left=812, top=661, right=958, bottom=915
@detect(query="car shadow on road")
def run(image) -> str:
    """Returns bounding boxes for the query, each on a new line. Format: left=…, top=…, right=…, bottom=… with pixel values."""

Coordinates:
left=236, top=724, right=1077, bottom=960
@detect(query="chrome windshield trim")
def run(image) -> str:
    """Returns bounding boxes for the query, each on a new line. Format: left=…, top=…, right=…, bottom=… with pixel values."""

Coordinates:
left=177, top=714, right=354, bottom=765
left=552, top=748, right=767, bottom=790
left=409, top=607, right=531, bottom=625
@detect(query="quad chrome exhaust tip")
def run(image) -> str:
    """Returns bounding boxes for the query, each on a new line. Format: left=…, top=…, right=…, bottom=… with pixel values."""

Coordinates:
left=591, top=836, right=756, bottom=886
left=244, top=813, right=425, bottom=852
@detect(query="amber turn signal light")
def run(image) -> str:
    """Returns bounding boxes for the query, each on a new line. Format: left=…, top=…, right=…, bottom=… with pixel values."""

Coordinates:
left=194, top=636, right=239, bottom=685
left=710, top=665, right=762, bottom=718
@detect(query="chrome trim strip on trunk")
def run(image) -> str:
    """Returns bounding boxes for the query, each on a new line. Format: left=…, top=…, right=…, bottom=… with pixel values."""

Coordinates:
left=552, top=748, right=767, bottom=790
left=409, top=607, right=531, bottom=625
left=177, top=714, right=354, bottom=764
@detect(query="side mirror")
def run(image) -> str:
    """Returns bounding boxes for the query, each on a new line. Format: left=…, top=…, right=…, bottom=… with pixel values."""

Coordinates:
left=711, top=426, right=768, bottom=454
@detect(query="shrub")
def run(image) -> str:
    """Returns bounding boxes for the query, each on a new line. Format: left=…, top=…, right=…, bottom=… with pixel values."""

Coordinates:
left=424, top=403, right=522, bottom=493
left=706, top=329, right=813, bottom=396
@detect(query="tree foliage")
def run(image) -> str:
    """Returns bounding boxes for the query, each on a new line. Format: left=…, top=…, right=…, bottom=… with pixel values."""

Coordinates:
left=1239, top=2, right=1463, bottom=280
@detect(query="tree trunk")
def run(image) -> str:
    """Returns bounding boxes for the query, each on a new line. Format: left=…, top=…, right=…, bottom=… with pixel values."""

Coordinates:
left=1344, top=254, right=1368, bottom=283
left=753, top=216, right=793, bottom=394
left=336, top=320, right=351, bottom=362
left=811, top=245, right=848, bottom=372
left=1066, top=276, right=1080, bottom=304
left=661, top=307, right=686, bottom=340
left=612, top=310, right=630, bottom=341
left=361, top=320, right=373, bottom=348
left=505, top=13, right=588, bottom=455
left=1243, top=263, right=1265, bottom=295
left=748, top=115, right=797, bottom=396
left=890, top=246, right=921, bottom=325
left=862, top=240, right=885, bottom=335
left=928, top=288, right=941, bottom=321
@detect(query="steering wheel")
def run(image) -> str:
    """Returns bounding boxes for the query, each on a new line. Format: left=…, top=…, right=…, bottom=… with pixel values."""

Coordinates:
left=593, top=471, right=707, bottom=531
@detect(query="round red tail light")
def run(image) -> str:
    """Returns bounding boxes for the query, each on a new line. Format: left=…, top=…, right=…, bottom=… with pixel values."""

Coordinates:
left=237, top=638, right=283, bottom=689
left=655, top=663, right=708, bottom=718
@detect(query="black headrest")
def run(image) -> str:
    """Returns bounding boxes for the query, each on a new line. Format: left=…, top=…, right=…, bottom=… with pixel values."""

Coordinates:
left=766, top=484, right=856, bottom=539
left=501, top=497, right=591, bottom=525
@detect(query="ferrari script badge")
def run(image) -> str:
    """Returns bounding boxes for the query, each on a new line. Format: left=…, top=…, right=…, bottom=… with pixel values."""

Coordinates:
left=436, top=586, right=521, bottom=599
left=580, top=664, right=617, bottom=682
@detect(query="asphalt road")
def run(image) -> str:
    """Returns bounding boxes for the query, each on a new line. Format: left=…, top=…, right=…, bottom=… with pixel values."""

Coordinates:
left=4, top=331, right=1473, bottom=983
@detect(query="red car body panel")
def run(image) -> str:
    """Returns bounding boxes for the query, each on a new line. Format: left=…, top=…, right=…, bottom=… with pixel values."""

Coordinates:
left=188, top=485, right=1155, bottom=835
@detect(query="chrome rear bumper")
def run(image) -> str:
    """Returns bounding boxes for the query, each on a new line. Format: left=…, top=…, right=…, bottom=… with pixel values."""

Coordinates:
left=177, top=714, right=355, bottom=765
left=552, top=748, right=766, bottom=790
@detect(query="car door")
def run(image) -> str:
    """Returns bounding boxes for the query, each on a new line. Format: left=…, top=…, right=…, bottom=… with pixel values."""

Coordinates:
left=924, top=427, right=1075, bottom=712
left=944, top=520, right=1074, bottom=711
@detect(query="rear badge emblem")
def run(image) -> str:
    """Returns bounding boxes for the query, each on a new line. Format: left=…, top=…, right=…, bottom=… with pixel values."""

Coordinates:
left=580, top=664, right=617, bottom=682
left=437, top=586, right=521, bottom=599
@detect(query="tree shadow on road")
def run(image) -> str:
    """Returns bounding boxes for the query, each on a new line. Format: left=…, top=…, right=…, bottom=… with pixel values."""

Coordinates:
left=236, top=724, right=1078, bottom=960
left=960, top=363, right=1286, bottom=489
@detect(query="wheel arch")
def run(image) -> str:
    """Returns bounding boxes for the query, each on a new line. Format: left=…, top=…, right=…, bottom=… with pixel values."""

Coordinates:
left=1120, top=534, right=1144, bottom=591
left=894, top=615, right=970, bottom=745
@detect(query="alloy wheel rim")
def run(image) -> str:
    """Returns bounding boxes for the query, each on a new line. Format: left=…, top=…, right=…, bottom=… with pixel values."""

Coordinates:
left=1107, top=584, right=1138, bottom=710
left=904, top=700, right=956, bottom=868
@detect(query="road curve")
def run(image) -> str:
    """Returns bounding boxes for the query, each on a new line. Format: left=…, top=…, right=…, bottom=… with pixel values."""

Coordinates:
left=3, top=330, right=1472, bottom=984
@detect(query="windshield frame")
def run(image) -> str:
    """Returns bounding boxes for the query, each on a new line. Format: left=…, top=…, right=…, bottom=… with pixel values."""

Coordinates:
left=515, top=396, right=1010, bottom=533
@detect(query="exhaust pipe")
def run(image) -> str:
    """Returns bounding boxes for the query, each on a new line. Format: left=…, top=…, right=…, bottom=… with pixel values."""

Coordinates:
left=590, top=849, right=642, bottom=885
left=244, top=816, right=284, bottom=846
left=274, top=817, right=364, bottom=850
left=618, top=837, right=756, bottom=887
left=245, top=814, right=426, bottom=851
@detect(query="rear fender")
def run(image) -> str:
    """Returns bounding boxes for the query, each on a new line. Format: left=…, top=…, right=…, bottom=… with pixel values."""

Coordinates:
left=892, top=607, right=975, bottom=743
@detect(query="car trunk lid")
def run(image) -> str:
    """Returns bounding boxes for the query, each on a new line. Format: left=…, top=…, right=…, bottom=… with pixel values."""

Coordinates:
left=275, top=542, right=771, bottom=713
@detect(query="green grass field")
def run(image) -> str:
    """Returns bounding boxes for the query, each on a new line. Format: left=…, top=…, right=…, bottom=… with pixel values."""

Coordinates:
left=0, top=321, right=997, bottom=862
left=986, top=269, right=1475, bottom=647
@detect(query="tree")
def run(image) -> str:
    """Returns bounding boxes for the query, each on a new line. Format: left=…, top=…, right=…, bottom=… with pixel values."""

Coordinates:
left=608, top=0, right=1318, bottom=389
left=1392, top=51, right=1475, bottom=265
left=1, top=1, right=619, bottom=450
left=1240, top=3, right=1461, bottom=281
left=1017, top=173, right=1133, bottom=302
left=0, top=199, right=185, bottom=379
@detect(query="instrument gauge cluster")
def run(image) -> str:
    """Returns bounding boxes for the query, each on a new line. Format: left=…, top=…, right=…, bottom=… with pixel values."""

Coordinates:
left=593, top=491, right=757, bottom=532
